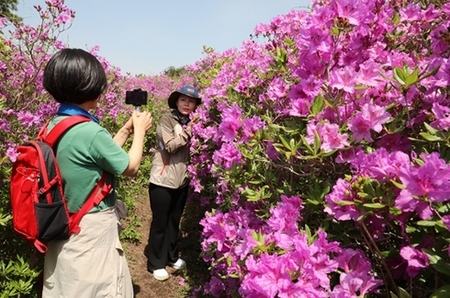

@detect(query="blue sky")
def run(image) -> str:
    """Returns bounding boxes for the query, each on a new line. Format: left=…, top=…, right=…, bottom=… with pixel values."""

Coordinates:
left=17, top=0, right=311, bottom=76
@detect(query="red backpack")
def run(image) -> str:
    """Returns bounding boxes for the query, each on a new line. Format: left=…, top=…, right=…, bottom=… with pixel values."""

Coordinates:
left=9, top=115, right=112, bottom=253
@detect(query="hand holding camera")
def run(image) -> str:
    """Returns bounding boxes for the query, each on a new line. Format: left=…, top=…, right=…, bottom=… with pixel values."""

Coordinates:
left=132, top=110, right=153, bottom=135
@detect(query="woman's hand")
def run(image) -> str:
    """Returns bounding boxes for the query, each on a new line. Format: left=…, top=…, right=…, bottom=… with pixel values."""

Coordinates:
left=123, top=117, right=134, bottom=135
left=188, top=116, right=200, bottom=128
left=132, top=110, right=153, bottom=135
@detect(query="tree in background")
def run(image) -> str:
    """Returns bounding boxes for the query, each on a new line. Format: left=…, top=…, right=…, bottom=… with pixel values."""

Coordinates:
left=163, top=65, right=186, bottom=78
left=0, top=0, right=21, bottom=23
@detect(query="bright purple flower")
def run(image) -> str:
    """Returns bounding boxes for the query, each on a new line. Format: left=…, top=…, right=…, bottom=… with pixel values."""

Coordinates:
left=348, top=103, right=390, bottom=142
left=348, top=114, right=373, bottom=142
left=443, top=215, right=450, bottom=232
left=329, top=68, right=357, bottom=93
left=242, top=116, right=265, bottom=141
left=396, top=153, right=450, bottom=217
left=375, top=133, right=412, bottom=152
left=219, top=103, right=242, bottom=142
left=55, top=11, right=72, bottom=24
left=400, top=246, right=429, bottom=278
left=6, top=146, right=19, bottom=162
left=431, top=102, right=450, bottom=130
left=324, top=178, right=360, bottom=221
left=319, top=122, right=350, bottom=153
left=266, top=141, right=279, bottom=160
left=212, top=143, right=243, bottom=170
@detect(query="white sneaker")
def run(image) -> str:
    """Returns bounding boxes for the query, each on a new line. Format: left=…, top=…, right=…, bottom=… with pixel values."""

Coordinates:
left=153, top=269, right=169, bottom=281
left=170, top=258, right=186, bottom=270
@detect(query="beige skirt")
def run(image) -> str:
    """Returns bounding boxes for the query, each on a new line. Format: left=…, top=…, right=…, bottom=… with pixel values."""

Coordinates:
left=42, top=207, right=133, bottom=298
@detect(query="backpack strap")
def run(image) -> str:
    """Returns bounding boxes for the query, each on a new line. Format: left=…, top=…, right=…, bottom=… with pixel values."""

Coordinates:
left=39, top=115, right=113, bottom=234
left=69, top=171, right=113, bottom=234
left=43, top=115, right=91, bottom=147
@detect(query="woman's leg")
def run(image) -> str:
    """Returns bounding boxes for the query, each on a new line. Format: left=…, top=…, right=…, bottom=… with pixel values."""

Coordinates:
left=166, top=186, right=188, bottom=263
left=146, top=183, right=172, bottom=271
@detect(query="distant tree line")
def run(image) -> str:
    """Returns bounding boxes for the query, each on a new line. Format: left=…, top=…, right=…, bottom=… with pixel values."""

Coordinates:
left=163, top=65, right=186, bottom=78
left=0, top=0, right=21, bottom=23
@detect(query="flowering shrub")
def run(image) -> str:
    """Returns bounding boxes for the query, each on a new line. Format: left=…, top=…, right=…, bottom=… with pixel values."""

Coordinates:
left=188, top=0, right=450, bottom=297
left=2, top=0, right=450, bottom=297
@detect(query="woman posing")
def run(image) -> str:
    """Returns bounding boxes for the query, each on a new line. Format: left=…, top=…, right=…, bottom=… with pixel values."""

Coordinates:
left=145, top=85, right=201, bottom=281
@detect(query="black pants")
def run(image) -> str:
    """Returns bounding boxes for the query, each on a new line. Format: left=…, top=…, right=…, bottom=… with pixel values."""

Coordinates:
left=146, top=183, right=188, bottom=271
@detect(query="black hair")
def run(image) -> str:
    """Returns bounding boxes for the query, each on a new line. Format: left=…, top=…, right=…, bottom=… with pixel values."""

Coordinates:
left=43, top=48, right=107, bottom=104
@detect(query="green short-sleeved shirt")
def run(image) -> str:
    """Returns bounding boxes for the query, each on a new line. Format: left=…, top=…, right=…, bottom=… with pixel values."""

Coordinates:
left=48, top=116, right=130, bottom=213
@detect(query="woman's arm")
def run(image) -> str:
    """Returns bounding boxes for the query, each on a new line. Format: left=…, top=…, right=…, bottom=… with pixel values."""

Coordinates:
left=159, top=114, right=192, bottom=154
left=113, top=118, right=133, bottom=147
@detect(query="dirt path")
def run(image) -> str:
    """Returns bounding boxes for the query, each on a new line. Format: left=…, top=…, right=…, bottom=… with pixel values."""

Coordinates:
left=123, top=195, right=187, bottom=298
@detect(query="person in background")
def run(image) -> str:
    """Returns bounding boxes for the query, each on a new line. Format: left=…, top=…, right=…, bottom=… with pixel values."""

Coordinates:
left=145, top=85, right=201, bottom=281
left=41, top=48, right=153, bottom=298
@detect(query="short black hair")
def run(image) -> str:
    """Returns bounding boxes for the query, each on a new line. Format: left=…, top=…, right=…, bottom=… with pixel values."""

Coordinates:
left=43, top=48, right=107, bottom=104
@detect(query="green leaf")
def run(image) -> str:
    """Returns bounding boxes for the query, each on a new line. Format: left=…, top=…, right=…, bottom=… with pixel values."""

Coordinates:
left=430, top=286, right=450, bottom=298
left=419, top=64, right=441, bottom=82
left=279, top=135, right=291, bottom=150
left=300, top=135, right=314, bottom=154
left=420, top=132, right=442, bottom=142
left=390, top=179, right=405, bottom=189
left=397, top=287, right=412, bottom=298
left=404, top=67, right=419, bottom=87
left=363, top=203, right=385, bottom=209
left=313, top=130, right=321, bottom=155
left=358, top=192, right=370, bottom=198
left=311, top=94, right=324, bottom=116
left=424, top=122, right=438, bottom=134
left=335, top=200, right=355, bottom=206
left=424, top=249, right=450, bottom=276
left=416, top=220, right=437, bottom=227
left=393, top=67, right=406, bottom=85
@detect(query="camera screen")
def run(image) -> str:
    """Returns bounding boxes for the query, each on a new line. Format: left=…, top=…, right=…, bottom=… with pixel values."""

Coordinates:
left=125, top=89, right=148, bottom=106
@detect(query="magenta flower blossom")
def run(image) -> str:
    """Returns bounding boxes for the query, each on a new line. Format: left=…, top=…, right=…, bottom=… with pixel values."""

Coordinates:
left=319, top=122, right=350, bottom=153
left=241, top=116, right=265, bottom=142
left=265, top=141, right=279, bottom=160
left=55, top=11, right=72, bottom=24
left=375, top=133, right=412, bottom=152
left=431, top=102, right=450, bottom=130
left=347, top=113, right=373, bottom=142
left=396, top=152, right=450, bottom=218
left=443, top=215, right=450, bottom=232
left=266, top=77, right=290, bottom=101
left=329, top=68, right=357, bottom=93
left=348, top=103, right=391, bottom=142
left=212, top=143, right=243, bottom=170
left=268, top=195, right=304, bottom=238
left=336, top=249, right=371, bottom=274
left=400, top=246, right=430, bottom=278
left=6, top=146, right=19, bottom=162
left=324, top=178, right=360, bottom=221
left=219, top=103, right=242, bottom=142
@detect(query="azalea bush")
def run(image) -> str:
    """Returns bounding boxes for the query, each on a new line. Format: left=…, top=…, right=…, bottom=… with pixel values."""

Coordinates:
left=186, top=0, right=450, bottom=297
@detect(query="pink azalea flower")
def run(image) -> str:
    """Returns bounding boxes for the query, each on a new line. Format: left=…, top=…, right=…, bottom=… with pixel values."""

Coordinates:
left=265, top=141, right=279, bottom=160
left=330, top=68, right=357, bottom=93
left=348, top=114, right=373, bottom=142
left=319, top=122, right=350, bottom=153
left=443, top=215, right=450, bottom=232
left=400, top=246, right=430, bottom=278
left=55, top=11, right=72, bottom=24
left=431, top=102, right=450, bottom=130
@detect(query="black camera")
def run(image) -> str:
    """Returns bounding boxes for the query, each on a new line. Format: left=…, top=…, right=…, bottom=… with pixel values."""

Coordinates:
left=125, top=89, right=148, bottom=108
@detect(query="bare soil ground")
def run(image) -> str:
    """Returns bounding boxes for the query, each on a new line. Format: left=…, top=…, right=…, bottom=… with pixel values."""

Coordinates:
left=123, top=195, right=188, bottom=298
